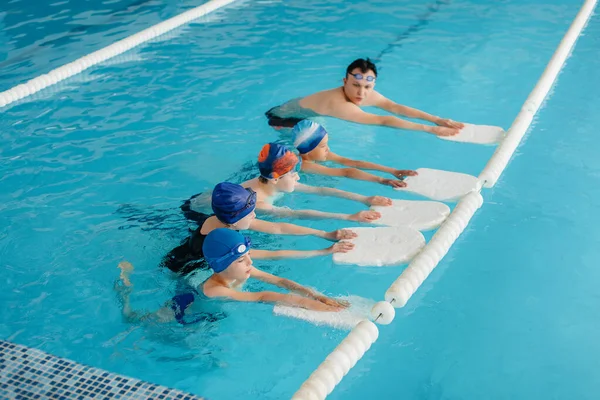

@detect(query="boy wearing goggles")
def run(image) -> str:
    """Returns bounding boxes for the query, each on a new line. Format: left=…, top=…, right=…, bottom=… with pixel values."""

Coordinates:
left=265, top=58, right=463, bottom=136
left=201, top=229, right=347, bottom=312
left=114, top=229, right=345, bottom=326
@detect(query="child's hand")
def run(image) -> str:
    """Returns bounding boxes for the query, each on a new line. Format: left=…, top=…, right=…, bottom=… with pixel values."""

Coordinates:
left=430, top=126, right=460, bottom=136
left=316, top=295, right=350, bottom=310
left=329, top=242, right=355, bottom=253
left=381, top=178, right=407, bottom=188
left=366, top=196, right=392, bottom=206
left=315, top=303, right=345, bottom=312
left=392, top=169, right=418, bottom=179
left=350, top=210, right=381, bottom=222
left=325, top=229, right=357, bottom=241
left=435, top=117, right=465, bottom=129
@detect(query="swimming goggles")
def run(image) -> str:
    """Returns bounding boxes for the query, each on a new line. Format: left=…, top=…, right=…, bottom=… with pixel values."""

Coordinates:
left=211, top=236, right=252, bottom=265
left=348, top=73, right=376, bottom=82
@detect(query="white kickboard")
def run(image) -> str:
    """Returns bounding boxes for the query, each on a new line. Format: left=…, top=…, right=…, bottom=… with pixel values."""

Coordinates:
left=440, top=124, right=505, bottom=145
left=372, top=199, right=450, bottom=231
left=273, top=295, right=375, bottom=330
left=396, top=168, right=479, bottom=202
left=333, top=226, right=425, bottom=267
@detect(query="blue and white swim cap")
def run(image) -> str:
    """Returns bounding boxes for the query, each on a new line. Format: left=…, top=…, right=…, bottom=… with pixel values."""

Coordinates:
left=292, top=120, right=327, bottom=154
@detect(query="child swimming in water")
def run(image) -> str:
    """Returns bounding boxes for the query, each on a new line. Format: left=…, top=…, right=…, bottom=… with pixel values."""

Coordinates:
left=115, top=229, right=347, bottom=325
left=292, top=120, right=418, bottom=188
left=200, top=229, right=348, bottom=311
left=163, top=182, right=355, bottom=276
left=241, top=143, right=392, bottom=222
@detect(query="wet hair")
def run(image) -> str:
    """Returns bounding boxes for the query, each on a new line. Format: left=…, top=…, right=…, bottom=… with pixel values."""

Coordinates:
left=346, top=58, right=378, bottom=77
left=258, top=176, right=269, bottom=184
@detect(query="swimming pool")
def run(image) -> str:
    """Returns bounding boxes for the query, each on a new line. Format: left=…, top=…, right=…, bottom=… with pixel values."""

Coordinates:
left=1, top=0, right=599, bottom=398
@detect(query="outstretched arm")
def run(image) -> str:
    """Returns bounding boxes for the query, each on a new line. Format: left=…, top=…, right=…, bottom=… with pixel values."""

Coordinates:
left=327, top=152, right=417, bottom=180
left=250, top=218, right=327, bottom=239
left=204, top=278, right=343, bottom=311
left=251, top=268, right=349, bottom=309
left=295, top=183, right=391, bottom=206
left=255, top=201, right=381, bottom=223
left=249, top=242, right=353, bottom=260
left=374, top=92, right=464, bottom=130
left=250, top=218, right=356, bottom=240
left=302, top=160, right=406, bottom=188
left=330, top=97, right=460, bottom=136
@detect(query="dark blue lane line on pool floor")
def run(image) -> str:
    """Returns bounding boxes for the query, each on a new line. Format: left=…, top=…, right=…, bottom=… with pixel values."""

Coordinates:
left=373, top=0, right=452, bottom=68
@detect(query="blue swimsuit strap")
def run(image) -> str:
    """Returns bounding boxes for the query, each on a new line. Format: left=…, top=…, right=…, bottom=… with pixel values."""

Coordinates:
left=170, top=293, right=195, bottom=325
left=170, top=291, right=220, bottom=325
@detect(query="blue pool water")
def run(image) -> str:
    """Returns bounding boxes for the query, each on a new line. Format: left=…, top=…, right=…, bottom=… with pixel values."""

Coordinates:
left=1, top=0, right=599, bottom=398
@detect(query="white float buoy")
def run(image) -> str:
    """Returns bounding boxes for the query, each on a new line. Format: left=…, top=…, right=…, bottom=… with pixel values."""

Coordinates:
left=371, top=301, right=395, bottom=325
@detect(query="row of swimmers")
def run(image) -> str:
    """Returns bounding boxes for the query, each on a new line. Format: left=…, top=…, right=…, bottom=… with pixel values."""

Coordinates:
left=115, top=58, right=465, bottom=324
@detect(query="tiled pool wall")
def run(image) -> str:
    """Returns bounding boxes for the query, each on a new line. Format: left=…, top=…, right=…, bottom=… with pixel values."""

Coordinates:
left=0, top=340, right=205, bottom=400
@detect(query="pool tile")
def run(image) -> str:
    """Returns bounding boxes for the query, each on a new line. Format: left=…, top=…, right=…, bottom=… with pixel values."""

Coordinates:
left=0, top=340, right=206, bottom=400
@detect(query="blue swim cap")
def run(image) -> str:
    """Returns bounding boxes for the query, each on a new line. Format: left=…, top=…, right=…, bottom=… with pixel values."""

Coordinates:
left=212, top=182, right=257, bottom=224
left=258, top=143, right=300, bottom=179
left=203, top=228, right=251, bottom=273
left=292, top=120, right=327, bottom=154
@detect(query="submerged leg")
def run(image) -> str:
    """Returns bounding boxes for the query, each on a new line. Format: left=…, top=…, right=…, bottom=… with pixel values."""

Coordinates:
left=114, top=262, right=146, bottom=323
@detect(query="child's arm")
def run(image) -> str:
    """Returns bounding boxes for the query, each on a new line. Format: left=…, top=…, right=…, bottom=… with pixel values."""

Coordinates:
left=294, top=183, right=392, bottom=207
left=249, top=242, right=353, bottom=260
left=302, top=161, right=406, bottom=188
left=204, top=282, right=342, bottom=312
left=327, top=152, right=418, bottom=179
left=256, top=201, right=382, bottom=222
left=249, top=218, right=355, bottom=241
left=251, top=268, right=349, bottom=309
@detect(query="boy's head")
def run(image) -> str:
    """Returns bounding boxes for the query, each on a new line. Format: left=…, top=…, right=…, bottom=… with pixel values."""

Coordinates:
left=211, top=182, right=257, bottom=229
left=203, top=228, right=253, bottom=281
left=257, top=143, right=301, bottom=192
left=343, top=58, right=377, bottom=105
left=292, top=120, right=329, bottom=161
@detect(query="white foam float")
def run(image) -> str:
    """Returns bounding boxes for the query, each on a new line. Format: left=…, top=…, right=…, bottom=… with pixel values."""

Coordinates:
left=396, top=168, right=480, bottom=202
left=293, top=1, right=599, bottom=398
left=273, top=295, right=375, bottom=330
left=440, top=124, right=506, bottom=145
left=333, top=226, right=425, bottom=267
left=372, top=199, right=450, bottom=231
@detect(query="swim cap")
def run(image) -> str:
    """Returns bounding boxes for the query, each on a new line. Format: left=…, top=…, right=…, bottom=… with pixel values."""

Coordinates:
left=292, top=120, right=327, bottom=154
left=258, top=143, right=301, bottom=179
left=211, top=182, right=257, bottom=224
left=203, top=228, right=251, bottom=273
